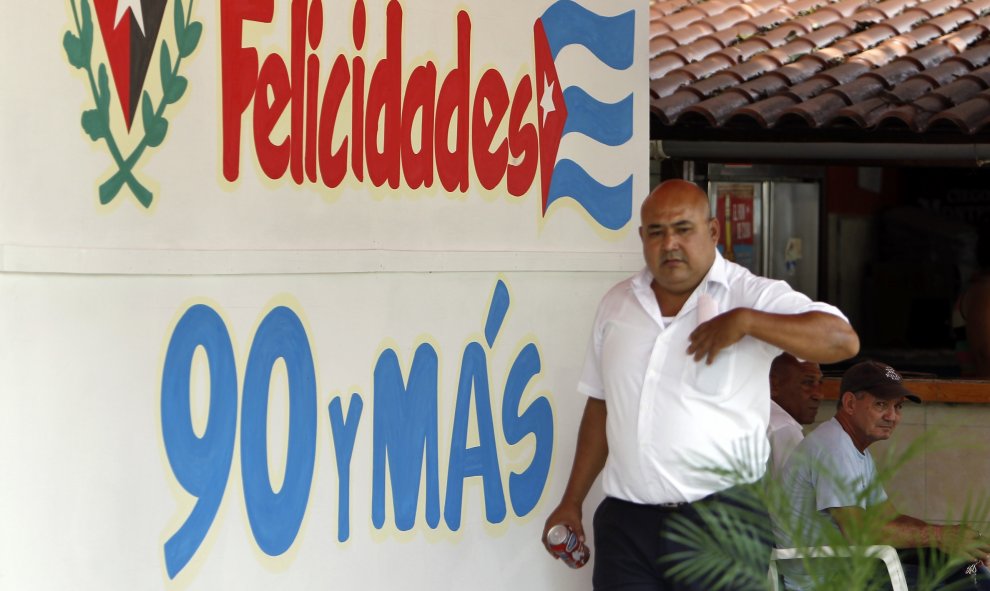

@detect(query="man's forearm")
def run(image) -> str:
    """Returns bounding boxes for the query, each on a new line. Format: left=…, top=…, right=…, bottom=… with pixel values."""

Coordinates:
left=559, top=398, right=608, bottom=507
left=885, top=518, right=990, bottom=560
left=743, top=310, right=859, bottom=364
left=834, top=508, right=990, bottom=561
left=834, top=507, right=938, bottom=549
left=879, top=514, right=942, bottom=548
left=543, top=397, right=608, bottom=549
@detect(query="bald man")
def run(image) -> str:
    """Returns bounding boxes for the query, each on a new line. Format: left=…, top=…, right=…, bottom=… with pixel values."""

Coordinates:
left=768, top=353, right=824, bottom=476
left=543, top=180, right=859, bottom=590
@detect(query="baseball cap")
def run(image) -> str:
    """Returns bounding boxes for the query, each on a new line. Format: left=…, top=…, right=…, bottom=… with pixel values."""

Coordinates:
left=840, top=361, right=921, bottom=403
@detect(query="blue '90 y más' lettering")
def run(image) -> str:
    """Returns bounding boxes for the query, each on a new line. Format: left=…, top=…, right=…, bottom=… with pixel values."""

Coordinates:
left=160, top=280, right=554, bottom=578
left=161, top=304, right=237, bottom=579
left=241, top=307, right=317, bottom=556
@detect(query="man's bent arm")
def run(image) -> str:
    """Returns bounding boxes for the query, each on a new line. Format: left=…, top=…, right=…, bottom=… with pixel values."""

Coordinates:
left=543, top=397, right=608, bottom=552
left=689, top=310, right=859, bottom=365
left=831, top=504, right=990, bottom=561
left=832, top=504, right=938, bottom=548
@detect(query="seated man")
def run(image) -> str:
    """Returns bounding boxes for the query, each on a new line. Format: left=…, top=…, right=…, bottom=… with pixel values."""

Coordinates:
left=767, top=353, right=824, bottom=476
left=775, top=360, right=990, bottom=590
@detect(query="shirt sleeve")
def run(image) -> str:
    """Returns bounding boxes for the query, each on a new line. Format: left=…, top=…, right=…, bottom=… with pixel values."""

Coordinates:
left=576, top=297, right=607, bottom=400
left=751, top=276, right=848, bottom=321
left=576, top=337, right=605, bottom=399
left=865, top=457, right=889, bottom=506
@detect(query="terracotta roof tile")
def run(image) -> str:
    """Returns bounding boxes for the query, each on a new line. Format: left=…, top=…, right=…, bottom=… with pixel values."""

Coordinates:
left=659, top=6, right=714, bottom=32
left=679, top=52, right=743, bottom=80
left=650, top=0, right=990, bottom=139
left=929, top=88, right=990, bottom=131
left=649, top=18, right=672, bottom=40
left=867, top=0, right=923, bottom=20
left=651, top=71, right=696, bottom=98
left=651, top=0, right=697, bottom=18
left=876, top=63, right=990, bottom=129
left=660, top=32, right=724, bottom=63
left=648, top=0, right=867, bottom=80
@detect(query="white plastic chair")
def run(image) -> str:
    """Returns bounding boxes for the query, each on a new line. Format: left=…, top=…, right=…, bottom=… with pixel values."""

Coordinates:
left=767, top=545, right=908, bottom=591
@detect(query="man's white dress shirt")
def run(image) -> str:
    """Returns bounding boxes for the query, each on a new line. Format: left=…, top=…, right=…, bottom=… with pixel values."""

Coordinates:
left=768, top=400, right=805, bottom=477
left=578, top=251, right=846, bottom=504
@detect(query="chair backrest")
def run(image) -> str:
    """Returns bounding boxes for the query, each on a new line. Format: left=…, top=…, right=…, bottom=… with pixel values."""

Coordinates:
left=767, top=545, right=908, bottom=591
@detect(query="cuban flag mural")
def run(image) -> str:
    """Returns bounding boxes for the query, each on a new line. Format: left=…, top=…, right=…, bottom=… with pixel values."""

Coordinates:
left=536, top=0, right=635, bottom=231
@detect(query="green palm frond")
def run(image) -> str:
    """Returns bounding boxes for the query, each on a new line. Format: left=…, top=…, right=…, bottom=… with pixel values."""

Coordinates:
left=660, top=428, right=990, bottom=591
left=663, top=485, right=773, bottom=590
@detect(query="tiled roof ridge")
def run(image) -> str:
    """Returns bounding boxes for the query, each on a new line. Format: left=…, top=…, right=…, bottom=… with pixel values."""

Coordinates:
left=648, top=0, right=938, bottom=107
left=650, top=0, right=990, bottom=130
left=831, top=26, right=990, bottom=129
left=649, top=0, right=820, bottom=61
left=769, top=7, right=990, bottom=128
left=649, top=3, right=773, bottom=61
left=648, top=0, right=761, bottom=41
left=875, top=56, right=990, bottom=130
left=650, top=0, right=924, bottom=83
left=927, top=87, right=990, bottom=132
left=649, top=0, right=910, bottom=84
left=650, top=0, right=698, bottom=20
left=649, top=0, right=933, bottom=122
left=649, top=0, right=990, bottom=138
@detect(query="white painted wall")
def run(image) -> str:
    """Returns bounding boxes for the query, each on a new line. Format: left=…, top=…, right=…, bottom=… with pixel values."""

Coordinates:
left=0, top=0, right=648, bottom=588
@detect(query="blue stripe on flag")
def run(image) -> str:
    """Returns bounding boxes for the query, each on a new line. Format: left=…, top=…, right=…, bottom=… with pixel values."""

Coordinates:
left=540, top=0, right=635, bottom=70
left=546, top=159, right=632, bottom=230
left=562, top=87, right=633, bottom=146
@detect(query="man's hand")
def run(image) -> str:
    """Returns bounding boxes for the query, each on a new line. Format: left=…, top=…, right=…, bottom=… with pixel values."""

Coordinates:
left=687, top=308, right=749, bottom=364
left=542, top=501, right=584, bottom=558
left=541, top=398, right=607, bottom=559
left=938, top=525, right=990, bottom=564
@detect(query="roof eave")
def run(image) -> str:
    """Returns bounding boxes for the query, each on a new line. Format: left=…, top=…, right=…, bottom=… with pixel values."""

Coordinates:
left=655, top=137, right=990, bottom=167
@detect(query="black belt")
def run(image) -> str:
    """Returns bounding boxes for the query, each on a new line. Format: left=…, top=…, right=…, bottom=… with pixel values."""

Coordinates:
left=606, top=497, right=691, bottom=511
left=609, top=486, right=745, bottom=510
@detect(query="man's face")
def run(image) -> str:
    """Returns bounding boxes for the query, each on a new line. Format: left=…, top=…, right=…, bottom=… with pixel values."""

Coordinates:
left=848, top=391, right=905, bottom=445
left=773, top=361, right=824, bottom=424
left=639, top=188, right=719, bottom=297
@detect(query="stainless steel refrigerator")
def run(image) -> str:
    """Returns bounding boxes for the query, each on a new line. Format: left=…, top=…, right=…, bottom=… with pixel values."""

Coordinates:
left=706, top=166, right=822, bottom=300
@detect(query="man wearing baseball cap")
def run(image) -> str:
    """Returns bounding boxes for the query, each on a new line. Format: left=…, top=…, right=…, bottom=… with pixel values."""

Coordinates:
left=774, top=360, right=990, bottom=590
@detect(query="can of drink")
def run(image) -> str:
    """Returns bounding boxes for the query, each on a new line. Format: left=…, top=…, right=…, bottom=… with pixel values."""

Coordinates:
left=547, top=524, right=590, bottom=568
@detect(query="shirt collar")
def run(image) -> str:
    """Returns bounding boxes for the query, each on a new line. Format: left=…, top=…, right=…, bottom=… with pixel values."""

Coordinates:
left=634, top=249, right=730, bottom=295
left=704, top=249, right=730, bottom=293
left=770, top=400, right=801, bottom=430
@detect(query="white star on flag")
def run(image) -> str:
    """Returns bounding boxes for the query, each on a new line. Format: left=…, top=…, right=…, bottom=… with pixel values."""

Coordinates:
left=114, top=0, right=146, bottom=35
left=540, top=77, right=556, bottom=125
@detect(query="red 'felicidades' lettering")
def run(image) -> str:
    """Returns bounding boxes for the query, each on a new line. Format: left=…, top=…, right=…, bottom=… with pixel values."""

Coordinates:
left=220, top=0, right=549, bottom=197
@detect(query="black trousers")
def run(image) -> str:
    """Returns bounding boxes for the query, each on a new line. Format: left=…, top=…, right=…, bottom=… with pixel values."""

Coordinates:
left=592, top=488, right=771, bottom=591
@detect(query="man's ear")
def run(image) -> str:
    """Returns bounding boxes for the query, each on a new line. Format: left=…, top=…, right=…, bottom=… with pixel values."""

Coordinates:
left=709, top=217, right=720, bottom=244
left=768, top=374, right=780, bottom=398
left=839, top=391, right=855, bottom=413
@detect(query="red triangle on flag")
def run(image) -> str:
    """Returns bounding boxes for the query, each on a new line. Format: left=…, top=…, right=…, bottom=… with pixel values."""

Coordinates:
left=93, top=0, right=134, bottom=128
left=534, top=19, right=568, bottom=214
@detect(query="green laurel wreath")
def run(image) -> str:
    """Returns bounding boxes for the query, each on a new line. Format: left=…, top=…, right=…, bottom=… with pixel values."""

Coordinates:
left=64, top=0, right=202, bottom=207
